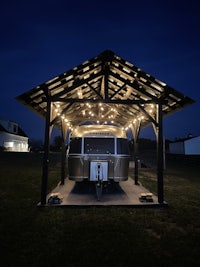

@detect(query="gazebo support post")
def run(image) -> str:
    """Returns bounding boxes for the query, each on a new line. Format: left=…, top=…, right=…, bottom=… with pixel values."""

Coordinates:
left=134, top=139, right=139, bottom=185
left=131, top=121, right=141, bottom=185
left=61, top=140, right=66, bottom=185
left=60, top=120, right=68, bottom=185
left=41, top=98, right=52, bottom=205
left=156, top=103, right=164, bottom=204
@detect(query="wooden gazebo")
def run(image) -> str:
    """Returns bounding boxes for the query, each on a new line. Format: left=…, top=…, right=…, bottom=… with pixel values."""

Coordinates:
left=16, top=50, right=194, bottom=206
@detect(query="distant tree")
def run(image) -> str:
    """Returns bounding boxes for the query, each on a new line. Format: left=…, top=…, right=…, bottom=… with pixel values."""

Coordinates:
left=29, top=138, right=43, bottom=152
left=52, top=135, right=62, bottom=151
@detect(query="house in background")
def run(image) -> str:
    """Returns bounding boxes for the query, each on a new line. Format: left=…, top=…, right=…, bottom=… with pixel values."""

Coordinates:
left=169, top=135, right=200, bottom=155
left=0, top=118, right=29, bottom=152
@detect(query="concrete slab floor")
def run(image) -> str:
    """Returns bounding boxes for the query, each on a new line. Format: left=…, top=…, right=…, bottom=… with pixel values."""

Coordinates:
left=39, top=177, right=168, bottom=208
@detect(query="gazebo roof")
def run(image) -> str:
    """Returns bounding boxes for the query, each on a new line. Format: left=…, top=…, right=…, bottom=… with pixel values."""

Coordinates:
left=16, top=50, right=194, bottom=131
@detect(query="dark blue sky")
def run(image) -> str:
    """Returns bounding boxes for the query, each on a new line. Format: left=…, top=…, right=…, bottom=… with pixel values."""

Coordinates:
left=0, top=0, right=199, bottom=141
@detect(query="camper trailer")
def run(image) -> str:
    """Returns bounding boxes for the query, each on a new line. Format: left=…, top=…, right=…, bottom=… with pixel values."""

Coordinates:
left=67, top=125, right=130, bottom=199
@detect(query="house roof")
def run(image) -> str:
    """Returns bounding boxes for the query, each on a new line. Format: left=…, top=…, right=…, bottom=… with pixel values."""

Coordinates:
left=0, top=124, right=7, bottom=133
left=171, top=135, right=200, bottom=143
left=17, top=126, right=28, bottom=137
left=0, top=119, right=28, bottom=137
left=16, top=50, right=195, bottom=132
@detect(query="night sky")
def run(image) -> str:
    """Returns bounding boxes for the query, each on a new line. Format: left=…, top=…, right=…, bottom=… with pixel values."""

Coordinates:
left=1, top=0, right=199, bottom=142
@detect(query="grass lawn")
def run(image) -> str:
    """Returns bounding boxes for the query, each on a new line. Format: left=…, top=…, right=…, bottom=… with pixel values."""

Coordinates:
left=0, top=151, right=200, bottom=267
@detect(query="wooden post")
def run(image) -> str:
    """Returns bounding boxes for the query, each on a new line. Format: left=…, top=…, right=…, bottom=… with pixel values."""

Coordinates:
left=131, top=121, right=141, bottom=185
left=134, top=139, right=139, bottom=185
left=41, top=98, right=52, bottom=205
left=157, top=103, right=164, bottom=204
left=61, top=120, right=68, bottom=185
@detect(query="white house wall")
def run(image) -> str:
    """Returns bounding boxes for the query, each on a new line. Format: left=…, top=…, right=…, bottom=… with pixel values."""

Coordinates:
left=185, top=136, right=200, bottom=155
left=0, top=132, right=29, bottom=152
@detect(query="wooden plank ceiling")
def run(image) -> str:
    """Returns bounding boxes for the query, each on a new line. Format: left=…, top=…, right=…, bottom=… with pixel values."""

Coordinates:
left=16, top=50, right=194, bottom=131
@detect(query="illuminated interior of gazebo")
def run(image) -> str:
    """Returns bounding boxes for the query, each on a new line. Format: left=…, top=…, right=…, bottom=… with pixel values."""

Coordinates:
left=16, top=50, right=194, bottom=206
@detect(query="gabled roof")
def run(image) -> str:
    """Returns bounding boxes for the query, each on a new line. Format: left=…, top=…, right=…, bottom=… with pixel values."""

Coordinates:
left=17, top=126, right=28, bottom=137
left=16, top=50, right=194, bottom=131
left=0, top=120, right=28, bottom=137
left=0, top=124, right=7, bottom=133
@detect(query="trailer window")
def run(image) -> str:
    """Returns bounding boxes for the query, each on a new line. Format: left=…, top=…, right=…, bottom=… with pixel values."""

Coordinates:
left=117, top=138, right=129, bottom=154
left=69, top=138, right=82, bottom=153
left=84, top=138, right=114, bottom=154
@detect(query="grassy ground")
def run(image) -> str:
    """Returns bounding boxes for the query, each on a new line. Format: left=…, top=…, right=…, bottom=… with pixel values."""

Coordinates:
left=0, top=151, right=200, bottom=267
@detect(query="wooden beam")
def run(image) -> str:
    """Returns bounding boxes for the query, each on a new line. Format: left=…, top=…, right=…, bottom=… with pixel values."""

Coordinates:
left=50, top=102, right=74, bottom=126
left=86, top=81, right=103, bottom=99
left=110, top=84, right=126, bottom=99
left=109, top=71, right=160, bottom=102
left=138, top=104, right=158, bottom=126
left=48, top=97, right=167, bottom=105
left=47, top=70, right=104, bottom=99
